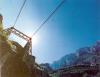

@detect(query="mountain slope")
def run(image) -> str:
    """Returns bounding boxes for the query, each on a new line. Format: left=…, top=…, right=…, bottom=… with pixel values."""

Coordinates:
left=50, top=41, right=100, bottom=70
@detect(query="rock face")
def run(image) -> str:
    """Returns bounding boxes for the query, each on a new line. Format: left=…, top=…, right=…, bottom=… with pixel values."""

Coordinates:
left=0, top=39, right=31, bottom=77
left=40, top=63, right=53, bottom=73
left=0, top=14, right=3, bottom=31
left=0, top=16, right=31, bottom=77
left=50, top=41, right=100, bottom=70
left=1, top=53, right=30, bottom=77
left=50, top=53, right=78, bottom=70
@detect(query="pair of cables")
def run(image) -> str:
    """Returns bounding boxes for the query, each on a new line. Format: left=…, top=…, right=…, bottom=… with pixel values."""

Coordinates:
left=13, top=0, right=66, bottom=38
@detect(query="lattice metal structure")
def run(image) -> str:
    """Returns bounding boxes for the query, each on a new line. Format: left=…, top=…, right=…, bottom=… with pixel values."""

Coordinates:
left=4, top=27, right=32, bottom=55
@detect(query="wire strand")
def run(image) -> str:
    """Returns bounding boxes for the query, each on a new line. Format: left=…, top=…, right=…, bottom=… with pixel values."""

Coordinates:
left=13, top=0, right=27, bottom=27
left=31, top=0, right=66, bottom=37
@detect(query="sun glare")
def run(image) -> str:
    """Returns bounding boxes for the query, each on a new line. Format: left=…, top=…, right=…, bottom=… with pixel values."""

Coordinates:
left=32, top=35, right=39, bottom=46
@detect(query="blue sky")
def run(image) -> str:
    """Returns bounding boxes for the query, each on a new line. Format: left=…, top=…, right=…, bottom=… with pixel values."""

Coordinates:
left=0, top=0, right=100, bottom=63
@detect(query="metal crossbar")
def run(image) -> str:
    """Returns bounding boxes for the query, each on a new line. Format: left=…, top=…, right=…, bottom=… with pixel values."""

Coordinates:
left=4, top=27, right=32, bottom=55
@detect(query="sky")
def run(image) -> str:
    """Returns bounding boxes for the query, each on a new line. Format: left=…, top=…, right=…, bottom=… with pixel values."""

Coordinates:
left=0, top=0, right=100, bottom=63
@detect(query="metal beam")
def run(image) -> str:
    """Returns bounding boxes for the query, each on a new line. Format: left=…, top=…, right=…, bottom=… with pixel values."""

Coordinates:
left=4, top=27, right=32, bottom=55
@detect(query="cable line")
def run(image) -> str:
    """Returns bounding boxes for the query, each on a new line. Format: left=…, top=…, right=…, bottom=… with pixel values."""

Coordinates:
left=13, top=0, right=27, bottom=27
left=31, top=0, right=66, bottom=37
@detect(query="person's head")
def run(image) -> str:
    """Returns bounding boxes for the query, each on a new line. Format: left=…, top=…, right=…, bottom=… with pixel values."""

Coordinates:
left=0, top=14, right=3, bottom=24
